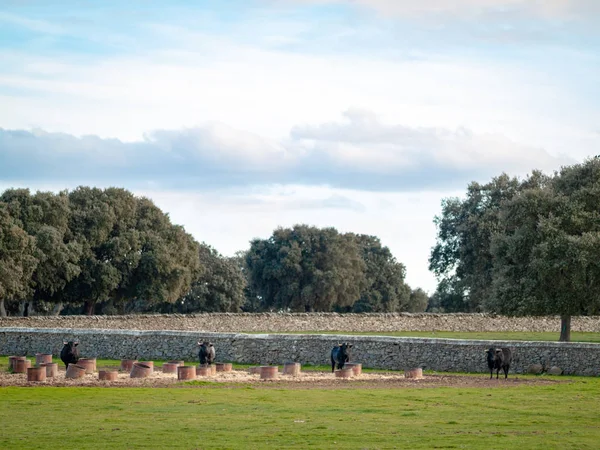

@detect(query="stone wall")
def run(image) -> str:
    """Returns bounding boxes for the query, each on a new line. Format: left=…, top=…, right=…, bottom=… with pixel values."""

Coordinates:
left=2, top=327, right=599, bottom=376
left=1, top=313, right=600, bottom=333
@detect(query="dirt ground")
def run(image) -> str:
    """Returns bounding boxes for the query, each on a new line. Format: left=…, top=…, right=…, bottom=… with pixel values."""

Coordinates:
left=0, top=366, right=564, bottom=390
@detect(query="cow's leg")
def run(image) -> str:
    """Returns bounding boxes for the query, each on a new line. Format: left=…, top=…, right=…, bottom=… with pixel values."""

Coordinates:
left=331, top=357, right=335, bottom=373
left=504, top=366, right=509, bottom=379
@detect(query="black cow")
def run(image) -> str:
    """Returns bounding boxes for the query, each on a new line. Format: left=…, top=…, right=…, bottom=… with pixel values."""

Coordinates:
left=198, top=341, right=216, bottom=366
left=486, top=347, right=512, bottom=379
left=331, top=343, right=353, bottom=372
left=60, top=341, right=80, bottom=370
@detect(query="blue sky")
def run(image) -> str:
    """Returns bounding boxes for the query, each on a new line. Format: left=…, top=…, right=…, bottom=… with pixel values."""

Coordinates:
left=1, top=0, right=599, bottom=293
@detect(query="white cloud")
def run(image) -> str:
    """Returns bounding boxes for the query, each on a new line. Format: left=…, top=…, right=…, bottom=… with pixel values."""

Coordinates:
left=291, top=109, right=571, bottom=175
left=1, top=110, right=571, bottom=191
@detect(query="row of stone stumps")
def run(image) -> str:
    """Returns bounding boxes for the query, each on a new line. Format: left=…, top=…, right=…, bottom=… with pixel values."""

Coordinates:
left=120, top=359, right=233, bottom=380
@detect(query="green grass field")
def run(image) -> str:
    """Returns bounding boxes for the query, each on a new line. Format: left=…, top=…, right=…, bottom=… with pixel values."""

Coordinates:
left=267, top=331, right=600, bottom=343
left=1, top=356, right=599, bottom=449
left=1, top=378, right=599, bottom=449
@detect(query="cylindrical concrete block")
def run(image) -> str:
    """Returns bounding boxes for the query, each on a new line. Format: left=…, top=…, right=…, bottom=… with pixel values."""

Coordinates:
left=404, top=368, right=423, bottom=379
left=9, top=356, right=26, bottom=371
left=216, top=362, right=232, bottom=372
left=162, top=363, right=179, bottom=374
left=14, top=359, right=32, bottom=374
left=40, top=362, right=58, bottom=377
left=196, top=365, right=212, bottom=376
left=35, top=353, right=53, bottom=366
left=177, top=366, right=196, bottom=380
left=344, top=363, right=362, bottom=376
left=120, top=359, right=138, bottom=372
left=77, top=358, right=96, bottom=374
left=248, top=366, right=262, bottom=374
left=260, top=366, right=279, bottom=380
left=168, top=360, right=185, bottom=367
left=283, top=362, right=301, bottom=376
left=139, top=361, right=154, bottom=373
left=65, top=364, right=86, bottom=379
left=99, top=370, right=118, bottom=381
left=335, top=368, right=353, bottom=379
left=130, top=363, right=152, bottom=378
left=27, top=366, right=47, bottom=382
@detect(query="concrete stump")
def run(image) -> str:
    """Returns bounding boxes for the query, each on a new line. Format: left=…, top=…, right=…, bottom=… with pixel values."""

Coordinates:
left=65, top=364, right=86, bottom=379
left=248, top=366, right=262, bottom=374
left=27, top=366, right=47, bottom=382
left=260, top=366, right=279, bottom=380
left=99, top=370, right=119, bottom=381
left=216, top=362, right=232, bottom=372
left=335, top=368, right=354, bottom=379
left=139, top=361, right=154, bottom=373
left=177, top=366, right=197, bottom=380
left=120, top=359, right=138, bottom=372
left=14, top=359, right=31, bottom=374
left=35, top=353, right=53, bottom=366
left=130, top=363, right=152, bottom=378
left=283, top=362, right=301, bottom=376
left=163, top=363, right=179, bottom=374
left=9, top=356, right=26, bottom=371
left=41, top=362, right=58, bottom=377
left=77, top=358, right=96, bottom=374
left=344, top=363, right=362, bottom=376
left=404, top=368, right=424, bottom=379
left=168, top=360, right=185, bottom=367
left=196, top=365, right=212, bottom=376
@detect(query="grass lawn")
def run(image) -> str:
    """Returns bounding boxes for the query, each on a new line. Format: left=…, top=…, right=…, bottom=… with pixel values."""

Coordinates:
left=1, top=353, right=599, bottom=449
left=269, top=331, right=600, bottom=343
left=1, top=378, right=599, bottom=449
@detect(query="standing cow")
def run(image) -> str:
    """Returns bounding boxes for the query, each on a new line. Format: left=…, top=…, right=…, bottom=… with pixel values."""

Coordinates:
left=331, top=343, right=353, bottom=372
left=60, top=341, right=80, bottom=370
left=486, top=347, right=512, bottom=379
left=198, top=341, right=216, bottom=366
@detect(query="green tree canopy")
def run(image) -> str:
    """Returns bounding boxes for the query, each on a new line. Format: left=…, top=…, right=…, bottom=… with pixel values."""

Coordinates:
left=246, top=224, right=367, bottom=312
left=406, top=288, right=430, bottom=313
left=0, top=189, right=81, bottom=315
left=60, top=187, right=200, bottom=315
left=429, top=172, right=549, bottom=311
left=348, top=234, right=410, bottom=312
left=0, top=203, right=37, bottom=316
left=163, top=244, right=247, bottom=313
left=488, top=157, right=600, bottom=341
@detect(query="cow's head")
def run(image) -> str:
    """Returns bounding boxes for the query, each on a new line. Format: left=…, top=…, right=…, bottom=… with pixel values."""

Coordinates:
left=63, top=341, right=78, bottom=350
left=339, top=343, right=353, bottom=360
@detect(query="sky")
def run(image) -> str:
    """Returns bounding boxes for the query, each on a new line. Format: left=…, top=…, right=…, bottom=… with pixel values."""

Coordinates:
left=1, top=0, right=599, bottom=293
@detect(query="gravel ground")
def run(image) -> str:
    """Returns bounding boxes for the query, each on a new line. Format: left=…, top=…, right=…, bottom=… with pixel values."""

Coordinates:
left=1, top=367, right=563, bottom=389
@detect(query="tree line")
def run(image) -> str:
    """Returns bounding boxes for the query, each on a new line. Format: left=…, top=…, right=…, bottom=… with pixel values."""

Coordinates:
left=429, top=156, right=600, bottom=341
left=0, top=187, right=427, bottom=316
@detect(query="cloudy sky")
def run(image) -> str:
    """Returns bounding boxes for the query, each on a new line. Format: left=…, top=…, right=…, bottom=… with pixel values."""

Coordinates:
left=1, top=0, right=599, bottom=293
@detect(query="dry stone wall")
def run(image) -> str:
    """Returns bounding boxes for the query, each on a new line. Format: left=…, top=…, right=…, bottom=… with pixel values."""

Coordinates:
left=1, top=313, right=600, bottom=332
left=2, top=327, right=599, bottom=376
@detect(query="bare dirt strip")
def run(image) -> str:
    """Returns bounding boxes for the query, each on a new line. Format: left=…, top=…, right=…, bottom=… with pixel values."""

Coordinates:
left=0, top=368, right=564, bottom=390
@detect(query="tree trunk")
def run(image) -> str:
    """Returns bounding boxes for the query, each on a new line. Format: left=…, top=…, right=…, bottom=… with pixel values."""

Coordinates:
left=51, top=302, right=63, bottom=316
left=83, top=300, right=95, bottom=316
left=0, top=298, right=6, bottom=317
left=559, top=315, right=571, bottom=342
